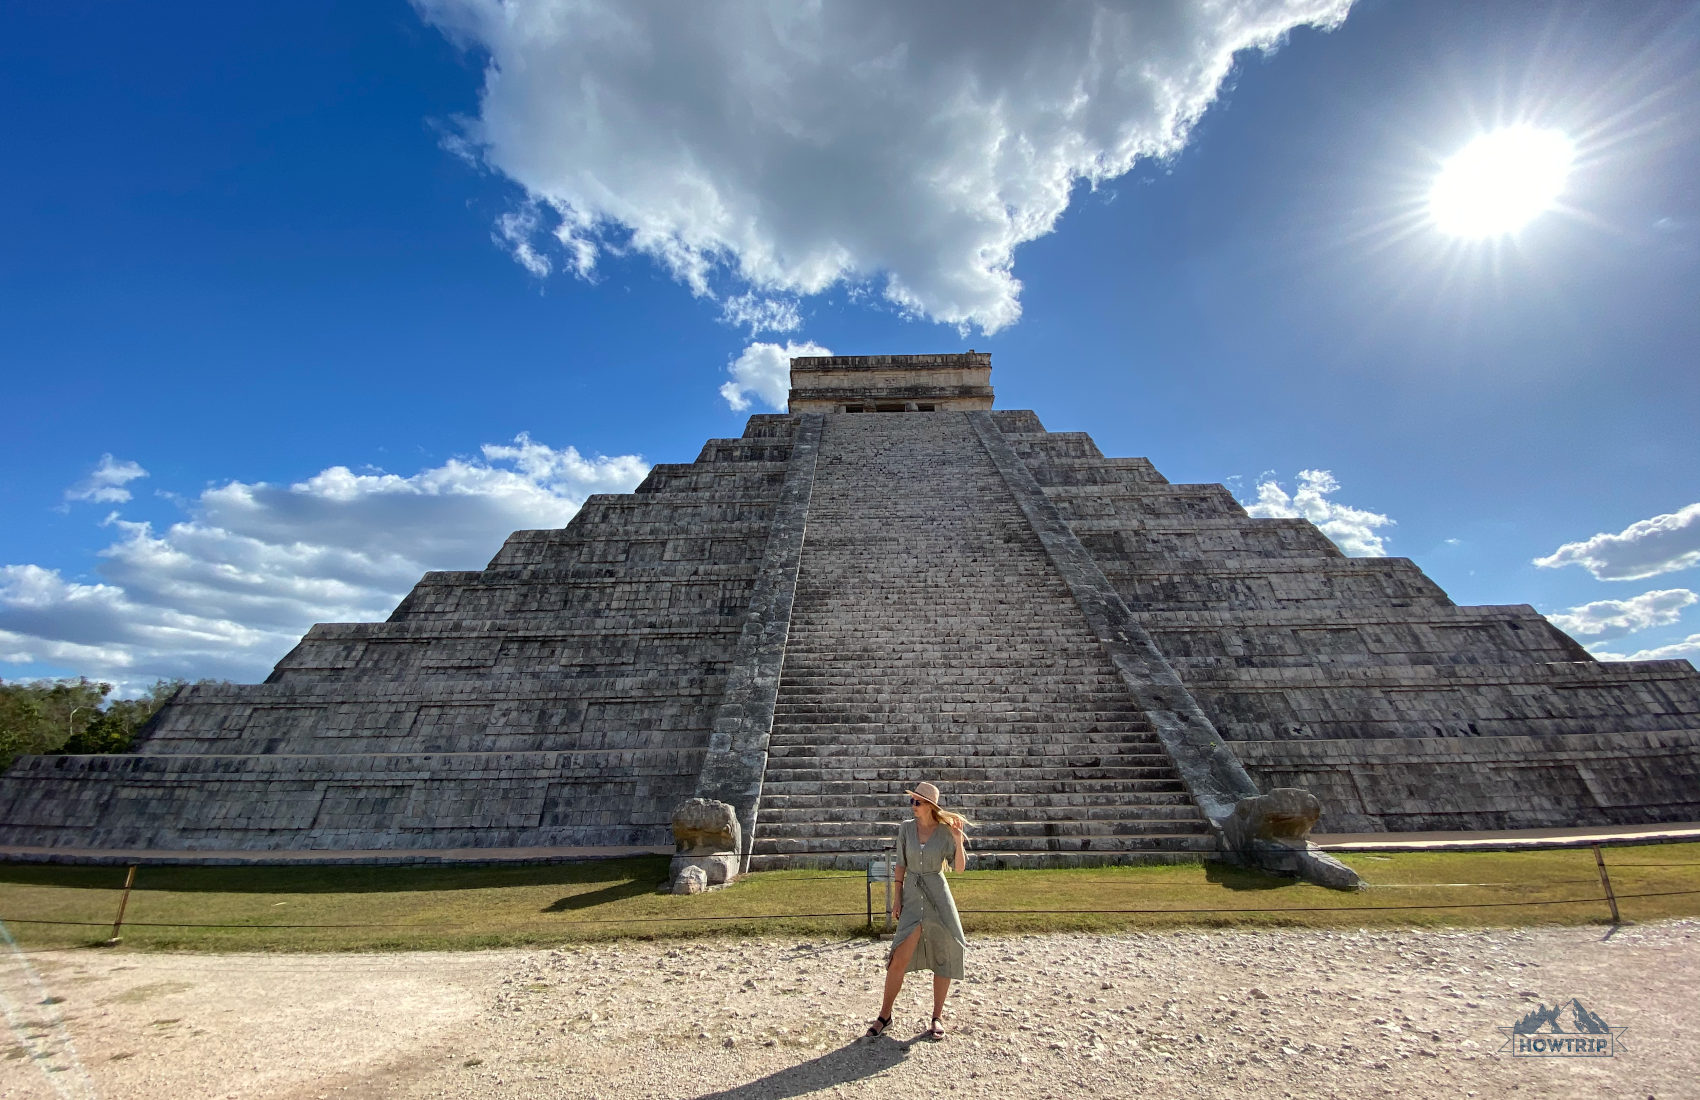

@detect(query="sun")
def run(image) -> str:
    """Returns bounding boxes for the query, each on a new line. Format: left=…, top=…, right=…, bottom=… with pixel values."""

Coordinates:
left=1429, top=127, right=1574, bottom=238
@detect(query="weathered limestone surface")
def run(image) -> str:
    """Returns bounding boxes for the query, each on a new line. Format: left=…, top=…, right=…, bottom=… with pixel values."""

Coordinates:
left=1217, top=787, right=1362, bottom=891
left=970, top=412, right=1257, bottom=825
left=0, top=416, right=804, bottom=852
left=668, top=797, right=740, bottom=890
left=787, top=352, right=994, bottom=413
left=691, top=416, right=821, bottom=864
left=2, top=352, right=1697, bottom=861
left=749, top=410, right=1214, bottom=869
left=999, top=411, right=1700, bottom=832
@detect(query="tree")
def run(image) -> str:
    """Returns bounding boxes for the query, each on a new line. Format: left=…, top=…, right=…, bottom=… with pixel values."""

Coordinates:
left=0, top=677, right=110, bottom=767
left=61, top=679, right=185, bottom=754
left=0, top=690, right=47, bottom=771
left=0, top=676, right=212, bottom=769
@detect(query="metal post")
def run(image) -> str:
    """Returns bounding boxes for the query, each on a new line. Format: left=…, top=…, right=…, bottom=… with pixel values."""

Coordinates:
left=107, top=865, right=138, bottom=945
left=1592, top=844, right=1620, bottom=925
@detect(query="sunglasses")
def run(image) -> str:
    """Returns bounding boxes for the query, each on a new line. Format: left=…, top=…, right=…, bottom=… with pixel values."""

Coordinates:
left=909, top=798, right=928, bottom=807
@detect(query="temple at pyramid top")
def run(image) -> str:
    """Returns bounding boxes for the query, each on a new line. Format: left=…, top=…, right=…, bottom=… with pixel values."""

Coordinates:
left=787, top=351, right=994, bottom=413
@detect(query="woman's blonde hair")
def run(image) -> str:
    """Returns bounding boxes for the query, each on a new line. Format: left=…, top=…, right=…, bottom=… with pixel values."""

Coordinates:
left=925, top=804, right=972, bottom=832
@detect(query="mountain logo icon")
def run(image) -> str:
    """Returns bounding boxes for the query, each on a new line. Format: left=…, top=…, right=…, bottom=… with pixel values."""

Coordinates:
left=1499, top=997, right=1627, bottom=1057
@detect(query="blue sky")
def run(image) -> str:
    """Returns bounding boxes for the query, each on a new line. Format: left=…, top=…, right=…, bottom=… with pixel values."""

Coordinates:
left=3, top=0, right=1699, bottom=691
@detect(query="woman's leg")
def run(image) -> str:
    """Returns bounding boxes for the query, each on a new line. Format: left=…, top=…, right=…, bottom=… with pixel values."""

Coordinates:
left=932, top=975, right=951, bottom=1020
left=879, top=925, right=922, bottom=1019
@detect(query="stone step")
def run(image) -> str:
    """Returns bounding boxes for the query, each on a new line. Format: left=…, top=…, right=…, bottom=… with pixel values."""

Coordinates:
left=780, top=656, right=1107, bottom=667
left=751, top=412, right=1206, bottom=868
left=783, top=641, right=1098, bottom=650
left=773, top=696, right=1142, bottom=708
left=774, top=695, right=1144, bottom=707
left=776, top=671, right=1123, bottom=683
left=760, top=763, right=1186, bottom=783
left=774, top=683, right=1136, bottom=696
left=771, top=709, right=1151, bottom=721
left=786, top=603, right=1084, bottom=611
left=745, top=846, right=1217, bottom=871
left=759, top=787, right=1194, bottom=809
left=766, top=744, right=1168, bottom=763
left=771, top=703, right=1139, bottom=715
left=759, top=777, right=1192, bottom=797
left=777, top=669, right=1131, bottom=680
left=777, top=686, right=1135, bottom=697
left=768, top=730, right=1159, bottom=748
left=759, top=803, right=1200, bottom=825
left=782, top=652, right=1121, bottom=661
left=770, top=722, right=1156, bottom=734
left=790, top=583, right=1071, bottom=592
left=769, top=725, right=1157, bottom=739
left=769, top=718, right=1151, bottom=730
left=769, top=713, right=1151, bottom=728
left=750, top=833, right=1214, bottom=856
left=771, top=700, right=1142, bottom=717
left=784, top=629, right=1096, bottom=639
left=756, top=817, right=1206, bottom=840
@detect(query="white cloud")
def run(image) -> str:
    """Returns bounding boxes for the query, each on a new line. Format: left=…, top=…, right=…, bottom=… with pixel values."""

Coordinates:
left=495, top=203, right=552, bottom=278
left=720, top=340, right=830, bottom=412
left=720, top=293, right=802, bottom=336
left=421, top=0, right=1354, bottom=333
left=1, top=435, right=647, bottom=689
left=1544, top=588, right=1697, bottom=639
left=1591, top=633, right=1700, bottom=664
left=1242, top=469, right=1393, bottom=557
left=64, top=454, right=148, bottom=505
left=1533, top=503, right=1700, bottom=581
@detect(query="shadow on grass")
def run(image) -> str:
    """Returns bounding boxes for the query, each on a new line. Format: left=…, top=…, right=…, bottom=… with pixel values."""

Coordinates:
left=0, top=856, right=671, bottom=896
left=694, top=1036, right=911, bottom=1099
left=1204, top=862, right=1298, bottom=892
left=541, top=877, right=657, bottom=912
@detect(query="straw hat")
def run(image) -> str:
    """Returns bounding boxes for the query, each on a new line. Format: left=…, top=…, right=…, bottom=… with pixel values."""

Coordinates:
left=904, top=781, right=942, bottom=808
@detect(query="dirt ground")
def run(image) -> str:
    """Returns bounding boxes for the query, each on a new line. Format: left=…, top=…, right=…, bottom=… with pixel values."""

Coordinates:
left=1, top=920, right=1693, bottom=1100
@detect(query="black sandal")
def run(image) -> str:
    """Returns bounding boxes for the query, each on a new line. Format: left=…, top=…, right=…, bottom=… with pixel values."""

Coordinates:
left=927, top=1017, right=945, bottom=1041
left=865, top=1015, right=892, bottom=1038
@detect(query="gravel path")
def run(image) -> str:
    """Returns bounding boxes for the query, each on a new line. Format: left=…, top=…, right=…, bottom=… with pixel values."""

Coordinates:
left=2, top=921, right=1694, bottom=1099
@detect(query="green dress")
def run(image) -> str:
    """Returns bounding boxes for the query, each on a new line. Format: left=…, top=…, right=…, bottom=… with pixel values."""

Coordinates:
left=889, top=819, right=967, bottom=979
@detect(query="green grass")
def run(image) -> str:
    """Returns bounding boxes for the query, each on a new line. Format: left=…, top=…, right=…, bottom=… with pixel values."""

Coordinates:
left=1, top=844, right=1696, bottom=952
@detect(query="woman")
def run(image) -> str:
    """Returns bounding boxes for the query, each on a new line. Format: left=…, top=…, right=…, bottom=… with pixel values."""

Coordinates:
left=866, top=781, right=968, bottom=1041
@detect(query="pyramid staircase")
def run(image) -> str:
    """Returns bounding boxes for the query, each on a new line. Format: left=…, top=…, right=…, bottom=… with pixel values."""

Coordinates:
left=748, top=412, right=1214, bottom=868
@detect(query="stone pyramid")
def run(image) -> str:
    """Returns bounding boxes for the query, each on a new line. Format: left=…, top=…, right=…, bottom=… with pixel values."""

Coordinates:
left=3, top=352, right=1697, bottom=868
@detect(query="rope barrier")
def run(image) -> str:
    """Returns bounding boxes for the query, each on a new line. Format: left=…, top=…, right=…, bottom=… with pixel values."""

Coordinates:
left=2, top=839, right=1694, bottom=942
left=5, top=888, right=1696, bottom=932
left=0, top=912, right=870, bottom=929
left=1579, top=862, right=1700, bottom=868
left=748, top=874, right=1626, bottom=887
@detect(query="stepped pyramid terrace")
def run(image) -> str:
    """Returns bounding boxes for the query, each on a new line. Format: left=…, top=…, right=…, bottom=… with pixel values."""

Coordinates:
left=2, top=352, right=1698, bottom=874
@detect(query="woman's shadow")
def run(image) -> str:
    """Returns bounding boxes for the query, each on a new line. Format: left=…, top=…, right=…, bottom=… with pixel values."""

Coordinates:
left=692, top=1035, right=918, bottom=1099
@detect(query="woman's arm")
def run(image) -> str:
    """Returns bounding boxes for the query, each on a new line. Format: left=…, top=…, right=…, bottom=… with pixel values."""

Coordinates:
left=949, top=824, right=967, bottom=873
left=892, top=826, right=907, bottom=918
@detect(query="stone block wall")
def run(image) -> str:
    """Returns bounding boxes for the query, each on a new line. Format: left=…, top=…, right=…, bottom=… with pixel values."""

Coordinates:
left=5, top=389, right=1698, bottom=859
left=0, top=416, right=804, bottom=852
left=1003, top=414, right=1700, bottom=831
